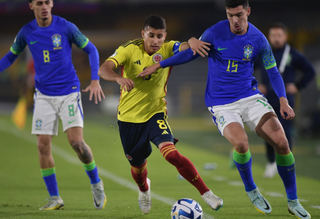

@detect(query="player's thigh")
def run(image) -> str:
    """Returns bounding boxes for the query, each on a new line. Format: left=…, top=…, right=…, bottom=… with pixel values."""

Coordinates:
left=208, top=104, right=244, bottom=137
left=32, top=91, right=59, bottom=136
left=241, top=94, right=275, bottom=132
left=148, top=113, right=174, bottom=147
left=59, top=92, right=84, bottom=132
left=118, top=120, right=152, bottom=165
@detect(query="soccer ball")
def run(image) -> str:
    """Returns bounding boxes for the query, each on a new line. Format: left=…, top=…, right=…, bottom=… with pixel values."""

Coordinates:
left=171, top=198, right=203, bottom=219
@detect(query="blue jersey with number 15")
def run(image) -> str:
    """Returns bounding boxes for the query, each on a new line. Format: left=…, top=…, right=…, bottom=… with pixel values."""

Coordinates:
left=10, top=15, right=89, bottom=96
left=200, top=20, right=277, bottom=106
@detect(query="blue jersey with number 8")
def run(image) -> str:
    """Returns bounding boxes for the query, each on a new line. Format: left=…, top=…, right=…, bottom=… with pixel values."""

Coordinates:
left=10, top=15, right=89, bottom=96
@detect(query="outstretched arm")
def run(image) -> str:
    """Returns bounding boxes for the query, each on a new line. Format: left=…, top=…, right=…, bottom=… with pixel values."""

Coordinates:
left=98, top=60, right=134, bottom=92
left=0, top=51, right=19, bottom=73
left=179, top=37, right=211, bottom=57
left=138, top=48, right=199, bottom=77
left=267, top=66, right=295, bottom=120
left=82, top=41, right=105, bottom=104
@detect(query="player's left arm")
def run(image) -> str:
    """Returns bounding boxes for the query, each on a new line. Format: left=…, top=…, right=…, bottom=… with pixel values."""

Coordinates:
left=260, top=38, right=294, bottom=120
left=68, top=22, right=105, bottom=104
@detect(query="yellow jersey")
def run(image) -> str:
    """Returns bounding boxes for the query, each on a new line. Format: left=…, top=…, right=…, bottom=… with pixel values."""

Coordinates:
left=107, top=39, right=182, bottom=123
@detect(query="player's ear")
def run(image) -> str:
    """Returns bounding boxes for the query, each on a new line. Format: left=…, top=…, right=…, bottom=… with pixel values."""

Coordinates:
left=163, top=32, right=167, bottom=39
left=141, top=29, right=145, bottom=39
left=247, top=7, right=251, bottom=16
left=29, top=2, right=34, bottom=10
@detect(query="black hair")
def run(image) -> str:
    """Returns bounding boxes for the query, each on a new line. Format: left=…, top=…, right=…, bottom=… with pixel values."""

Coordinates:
left=143, top=15, right=166, bottom=31
left=268, top=22, right=288, bottom=33
left=29, top=0, right=32, bottom=2
left=225, top=0, right=249, bottom=9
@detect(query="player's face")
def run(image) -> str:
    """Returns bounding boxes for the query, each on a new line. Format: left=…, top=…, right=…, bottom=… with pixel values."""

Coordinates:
left=226, top=6, right=251, bottom=35
left=29, top=0, right=53, bottom=22
left=268, top=28, right=288, bottom=49
left=142, top=27, right=167, bottom=54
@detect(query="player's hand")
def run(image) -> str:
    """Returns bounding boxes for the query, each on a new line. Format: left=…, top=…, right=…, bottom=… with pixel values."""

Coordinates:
left=115, top=77, right=134, bottom=92
left=82, top=80, right=105, bottom=104
left=279, top=97, right=295, bottom=120
left=286, top=83, right=298, bottom=95
left=258, top=84, right=267, bottom=95
left=137, top=63, right=161, bottom=78
left=188, top=37, right=211, bottom=57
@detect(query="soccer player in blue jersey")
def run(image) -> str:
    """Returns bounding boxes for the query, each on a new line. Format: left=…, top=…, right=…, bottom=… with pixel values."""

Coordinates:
left=0, top=0, right=106, bottom=210
left=138, top=0, right=311, bottom=218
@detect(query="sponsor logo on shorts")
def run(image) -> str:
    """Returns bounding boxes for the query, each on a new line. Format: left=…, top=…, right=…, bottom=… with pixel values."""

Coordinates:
left=219, top=116, right=226, bottom=127
left=68, top=120, right=76, bottom=124
left=162, top=130, right=169, bottom=135
left=126, top=154, right=133, bottom=161
left=35, top=119, right=42, bottom=130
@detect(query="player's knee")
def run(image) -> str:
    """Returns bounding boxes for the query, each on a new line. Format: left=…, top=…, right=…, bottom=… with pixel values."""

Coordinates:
left=274, top=137, right=290, bottom=154
left=233, top=138, right=249, bottom=153
left=37, top=142, right=51, bottom=156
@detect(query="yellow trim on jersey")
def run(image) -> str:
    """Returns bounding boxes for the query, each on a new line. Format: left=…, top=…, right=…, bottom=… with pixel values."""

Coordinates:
left=106, top=39, right=179, bottom=123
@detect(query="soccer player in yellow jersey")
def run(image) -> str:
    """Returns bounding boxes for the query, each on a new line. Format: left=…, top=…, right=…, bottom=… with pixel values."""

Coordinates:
left=98, top=15, right=223, bottom=214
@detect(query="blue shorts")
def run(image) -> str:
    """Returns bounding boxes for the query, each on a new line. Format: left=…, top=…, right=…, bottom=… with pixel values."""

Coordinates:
left=118, top=113, right=177, bottom=166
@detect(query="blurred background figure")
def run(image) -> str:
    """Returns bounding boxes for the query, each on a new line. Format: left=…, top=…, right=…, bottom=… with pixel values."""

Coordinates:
left=257, top=22, right=316, bottom=178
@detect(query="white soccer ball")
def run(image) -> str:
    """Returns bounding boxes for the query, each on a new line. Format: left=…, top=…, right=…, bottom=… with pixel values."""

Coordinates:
left=171, top=198, right=203, bottom=219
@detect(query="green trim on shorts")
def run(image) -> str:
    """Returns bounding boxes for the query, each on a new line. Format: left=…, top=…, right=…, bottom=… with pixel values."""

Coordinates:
left=276, top=152, right=295, bottom=166
left=233, top=149, right=251, bottom=164
left=41, top=167, right=55, bottom=177
left=83, top=160, right=96, bottom=171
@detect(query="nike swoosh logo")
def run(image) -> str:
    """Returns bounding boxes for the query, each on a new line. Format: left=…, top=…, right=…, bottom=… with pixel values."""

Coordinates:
left=68, top=120, right=76, bottom=124
left=218, top=47, right=228, bottom=51
left=296, top=209, right=308, bottom=217
left=262, top=199, right=270, bottom=210
left=94, top=198, right=101, bottom=207
left=30, top=41, right=38, bottom=45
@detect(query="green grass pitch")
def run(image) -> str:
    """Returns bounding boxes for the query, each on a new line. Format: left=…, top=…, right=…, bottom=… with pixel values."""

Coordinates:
left=0, top=114, right=319, bottom=219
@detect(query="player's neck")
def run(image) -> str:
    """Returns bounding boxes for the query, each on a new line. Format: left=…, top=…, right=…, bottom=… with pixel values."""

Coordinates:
left=36, top=16, right=53, bottom=28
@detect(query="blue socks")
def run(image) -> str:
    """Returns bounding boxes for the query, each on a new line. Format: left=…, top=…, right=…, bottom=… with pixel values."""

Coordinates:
left=233, top=150, right=257, bottom=192
left=83, top=160, right=101, bottom=184
left=276, top=152, right=297, bottom=201
left=41, top=168, right=59, bottom=197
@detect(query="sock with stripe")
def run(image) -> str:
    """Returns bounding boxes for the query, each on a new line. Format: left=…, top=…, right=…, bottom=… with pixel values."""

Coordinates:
left=276, top=152, right=297, bottom=201
left=83, top=160, right=101, bottom=184
left=160, top=143, right=209, bottom=195
left=131, top=161, right=148, bottom=192
left=41, top=168, right=59, bottom=197
left=233, top=149, right=257, bottom=192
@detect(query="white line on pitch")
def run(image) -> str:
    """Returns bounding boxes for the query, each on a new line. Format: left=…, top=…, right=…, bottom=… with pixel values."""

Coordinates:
left=0, top=119, right=216, bottom=219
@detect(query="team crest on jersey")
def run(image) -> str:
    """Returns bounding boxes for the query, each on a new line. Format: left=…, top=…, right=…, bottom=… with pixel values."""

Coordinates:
left=219, top=116, right=226, bottom=127
left=243, top=45, right=254, bottom=60
left=153, top=54, right=163, bottom=63
left=52, top=34, right=62, bottom=50
left=35, top=119, right=42, bottom=130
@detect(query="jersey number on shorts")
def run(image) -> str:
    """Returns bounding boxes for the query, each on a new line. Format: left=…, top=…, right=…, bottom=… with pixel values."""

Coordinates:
left=157, top=120, right=167, bottom=129
left=68, top=105, right=75, bottom=117
left=226, top=60, right=238, bottom=73
left=43, top=50, right=50, bottom=63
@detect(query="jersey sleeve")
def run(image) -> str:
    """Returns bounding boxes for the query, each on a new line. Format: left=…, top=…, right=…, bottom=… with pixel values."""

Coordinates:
left=259, top=35, right=277, bottom=70
left=10, top=28, right=27, bottom=55
left=67, top=22, right=89, bottom=49
left=106, top=45, right=128, bottom=68
left=172, top=41, right=182, bottom=55
left=199, top=27, right=213, bottom=44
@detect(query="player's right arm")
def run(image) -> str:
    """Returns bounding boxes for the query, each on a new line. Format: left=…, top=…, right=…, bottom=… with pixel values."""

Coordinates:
left=138, top=28, right=212, bottom=78
left=98, top=60, right=134, bottom=92
left=0, top=29, right=26, bottom=73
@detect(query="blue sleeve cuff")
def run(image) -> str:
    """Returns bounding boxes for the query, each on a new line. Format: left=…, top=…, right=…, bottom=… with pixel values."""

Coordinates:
left=82, top=41, right=100, bottom=80
left=0, top=51, right=19, bottom=73
left=160, top=48, right=199, bottom=68
left=266, top=67, right=287, bottom=99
